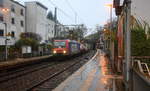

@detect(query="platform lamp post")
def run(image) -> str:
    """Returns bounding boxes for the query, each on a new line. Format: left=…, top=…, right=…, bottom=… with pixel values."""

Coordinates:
left=105, top=4, right=113, bottom=50
left=105, top=4, right=113, bottom=30
left=1, top=8, right=9, bottom=60
left=105, top=3, right=115, bottom=76
left=103, top=29, right=107, bottom=50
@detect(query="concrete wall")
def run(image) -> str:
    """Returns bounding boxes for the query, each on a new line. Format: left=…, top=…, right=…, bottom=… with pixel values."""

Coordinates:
left=131, top=0, right=150, bottom=24
left=25, top=2, right=37, bottom=33
left=36, top=3, right=47, bottom=43
left=25, top=2, right=47, bottom=43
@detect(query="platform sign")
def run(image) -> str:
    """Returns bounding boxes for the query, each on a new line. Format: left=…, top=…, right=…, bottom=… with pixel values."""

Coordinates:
left=27, top=46, right=32, bottom=53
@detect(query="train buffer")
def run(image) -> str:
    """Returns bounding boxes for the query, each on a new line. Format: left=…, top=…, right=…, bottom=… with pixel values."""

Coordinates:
left=53, top=50, right=123, bottom=91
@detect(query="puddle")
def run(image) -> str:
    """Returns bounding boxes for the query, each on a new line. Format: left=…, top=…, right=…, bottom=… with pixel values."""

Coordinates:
left=97, top=53, right=124, bottom=91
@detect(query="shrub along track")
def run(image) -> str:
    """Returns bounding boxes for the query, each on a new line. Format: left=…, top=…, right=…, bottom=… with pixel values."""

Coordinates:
left=0, top=50, right=96, bottom=91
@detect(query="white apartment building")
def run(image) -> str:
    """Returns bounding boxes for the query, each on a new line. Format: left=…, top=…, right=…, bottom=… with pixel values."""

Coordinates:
left=0, top=0, right=25, bottom=45
left=25, top=1, right=48, bottom=43
left=46, top=18, right=55, bottom=40
left=60, top=27, right=69, bottom=38
left=56, top=23, right=65, bottom=38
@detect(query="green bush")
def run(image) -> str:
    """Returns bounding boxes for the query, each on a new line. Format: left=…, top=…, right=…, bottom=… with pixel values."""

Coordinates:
left=15, top=32, right=42, bottom=51
left=131, top=26, right=150, bottom=56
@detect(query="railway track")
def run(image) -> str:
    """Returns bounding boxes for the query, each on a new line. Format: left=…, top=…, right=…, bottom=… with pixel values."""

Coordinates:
left=0, top=53, right=83, bottom=82
left=28, top=58, right=82, bottom=90
left=28, top=51, right=95, bottom=91
left=0, top=62, right=59, bottom=83
left=0, top=51, right=96, bottom=91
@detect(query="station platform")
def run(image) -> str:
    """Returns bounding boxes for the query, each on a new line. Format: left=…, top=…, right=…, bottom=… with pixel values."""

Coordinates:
left=0, top=55, right=52, bottom=70
left=53, top=50, right=123, bottom=91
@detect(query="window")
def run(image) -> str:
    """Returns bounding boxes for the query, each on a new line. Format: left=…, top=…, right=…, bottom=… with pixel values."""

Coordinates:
left=0, top=14, right=3, bottom=21
left=0, top=0, right=3, bottom=7
left=11, top=31, right=15, bottom=37
left=20, top=20, right=24, bottom=27
left=0, top=16, right=3, bottom=21
left=11, top=18, right=15, bottom=24
left=0, top=29, right=4, bottom=36
left=11, top=5, right=15, bottom=12
left=20, top=9, right=24, bottom=16
left=54, top=41, right=66, bottom=48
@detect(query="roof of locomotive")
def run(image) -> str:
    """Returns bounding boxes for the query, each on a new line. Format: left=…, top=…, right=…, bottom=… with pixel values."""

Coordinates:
left=54, top=39, right=79, bottom=43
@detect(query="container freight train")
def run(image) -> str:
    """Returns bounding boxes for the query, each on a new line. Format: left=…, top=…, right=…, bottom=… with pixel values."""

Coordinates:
left=52, top=39, right=87, bottom=56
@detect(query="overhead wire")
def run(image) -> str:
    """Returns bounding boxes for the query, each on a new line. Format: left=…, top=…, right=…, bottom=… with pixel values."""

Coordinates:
left=16, top=0, right=85, bottom=25
left=47, top=0, right=74, bottom=23
left=65, top=0, right=85, bottom=24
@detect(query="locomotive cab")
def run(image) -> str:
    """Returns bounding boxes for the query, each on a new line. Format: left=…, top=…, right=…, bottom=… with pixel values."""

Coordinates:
left=52, top=39, right=80, bottom=55
left=53, top=40, right=68, bottom=55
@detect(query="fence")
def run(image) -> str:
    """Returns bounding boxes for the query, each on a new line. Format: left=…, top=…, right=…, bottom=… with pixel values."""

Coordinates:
left=131, top=57, right=150, bottom=91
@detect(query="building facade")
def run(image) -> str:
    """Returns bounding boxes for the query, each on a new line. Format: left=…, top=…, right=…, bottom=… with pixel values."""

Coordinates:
left=25, top=1, right=48, bottom=43
left=56, top=23, right=65, bottom=38
left=0, top=0, right=68, bottom=45
left=46, top=18, right=55, bottom=40
left=0, top=0, right=25, bottom=45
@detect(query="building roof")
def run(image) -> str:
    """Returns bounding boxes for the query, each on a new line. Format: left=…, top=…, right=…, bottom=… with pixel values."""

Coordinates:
left=10, top=0, right=25, bottom=8
left=25, top=1, right=48, bottom=10
left=36, top=2, right=48, bottom=10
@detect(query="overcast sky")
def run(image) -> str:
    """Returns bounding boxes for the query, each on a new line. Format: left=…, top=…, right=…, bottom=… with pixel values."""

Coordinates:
left=16, top=0, right=115, bottom=34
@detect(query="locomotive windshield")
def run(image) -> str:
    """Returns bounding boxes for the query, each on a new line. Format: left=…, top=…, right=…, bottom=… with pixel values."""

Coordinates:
left=54, top=41, right=66, bottom=48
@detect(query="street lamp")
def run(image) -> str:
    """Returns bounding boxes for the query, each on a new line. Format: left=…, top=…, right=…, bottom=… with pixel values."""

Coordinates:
left=105, top=4, right=115, bottom=70
left=1, top=8, right=9, bottom=60
left=2, top=8, right=9, bottom=13
left=105, top=4, right=113, bottom=38
left=105, top=4, right=113, bottom=50
left=105, top=4, right=113, bottom=29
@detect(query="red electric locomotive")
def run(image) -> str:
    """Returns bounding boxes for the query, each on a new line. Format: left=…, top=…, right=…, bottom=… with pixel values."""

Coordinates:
left=53, top=39, right=80, bottom=55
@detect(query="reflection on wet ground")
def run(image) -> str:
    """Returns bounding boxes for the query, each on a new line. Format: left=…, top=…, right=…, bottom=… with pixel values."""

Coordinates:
left=97, top=52, right=124, bottom=91
left=53, top=50, right=125, bottom=91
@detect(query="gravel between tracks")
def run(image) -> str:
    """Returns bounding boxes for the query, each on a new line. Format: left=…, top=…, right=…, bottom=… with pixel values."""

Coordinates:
left=0, top=50, right=96, bottom=91
left=30, top=51, right=96, bottom=91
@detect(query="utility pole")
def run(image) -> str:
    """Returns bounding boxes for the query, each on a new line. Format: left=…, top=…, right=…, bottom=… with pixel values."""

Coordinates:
left=54, top=7, right=57, bottom=38
left=75, top=12, right=77, bottom=25
left=109, top=4, right=113, bottom=51
left=1, top=8, right=9, bottom=60
left=4, top=23, right=8, bottom=60
left=125, top=0, right=131, bottom=91
left=109, top=5, right=115, bottom=69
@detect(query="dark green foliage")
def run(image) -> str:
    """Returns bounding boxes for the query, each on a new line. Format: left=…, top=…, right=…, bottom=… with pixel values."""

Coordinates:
left=15, top=32, right=42, bottom=51
left=0, top=46, right=5, bottom=52
left=15, top=38, right=39, bottom=50
left=20, top=32, right=42, bottom=42
left=47, top=11, right=54, bottom=21
left=131, top=28, right=150, bottom=56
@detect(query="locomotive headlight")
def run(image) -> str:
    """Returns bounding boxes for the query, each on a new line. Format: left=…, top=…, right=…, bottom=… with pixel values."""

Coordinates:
left=53, top=50, right=57, bottom=54
left=63, top=50, right=66, bottom=54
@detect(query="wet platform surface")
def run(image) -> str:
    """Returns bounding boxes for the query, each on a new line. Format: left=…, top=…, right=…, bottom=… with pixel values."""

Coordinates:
left=53, top=50, right=123, bottom=91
